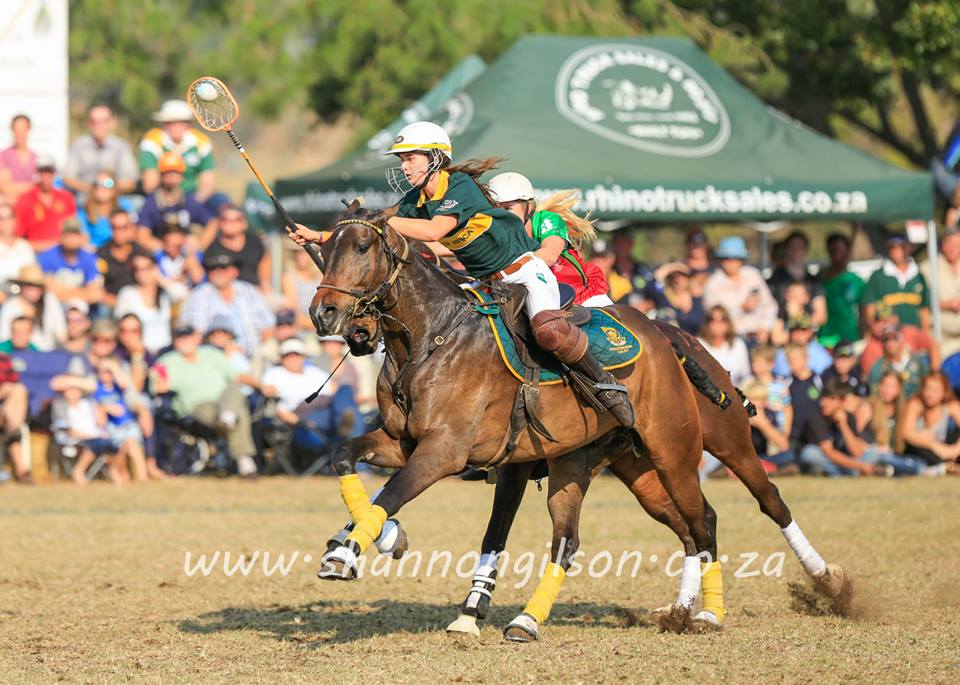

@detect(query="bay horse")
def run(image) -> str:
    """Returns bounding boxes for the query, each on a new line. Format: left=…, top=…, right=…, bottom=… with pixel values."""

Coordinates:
left=308, top=203, right=720, bottom=633
left=444, top=320, right=850, bottom=639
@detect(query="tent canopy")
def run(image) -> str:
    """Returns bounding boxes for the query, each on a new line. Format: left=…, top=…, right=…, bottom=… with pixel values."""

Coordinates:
left=276, top=36, right=933, bottom=225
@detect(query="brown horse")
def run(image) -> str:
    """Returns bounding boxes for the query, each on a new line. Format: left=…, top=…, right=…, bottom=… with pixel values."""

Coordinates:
left=444, top=321, right=850, bottom=640
left=308, top=204, right=718, bottom=633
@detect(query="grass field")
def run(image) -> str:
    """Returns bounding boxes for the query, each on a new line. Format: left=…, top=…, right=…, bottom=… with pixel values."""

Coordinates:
left=2, top=474, right=958, bottom=683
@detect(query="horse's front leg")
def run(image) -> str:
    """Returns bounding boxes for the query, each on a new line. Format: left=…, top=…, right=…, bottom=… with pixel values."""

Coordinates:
left=325, top=427, right=412, bottom=563
left=319, top=430, right=469, bottom=580
left=504, top=453, right=592, bottom=642
left=446, top=460, right=538, bottom=637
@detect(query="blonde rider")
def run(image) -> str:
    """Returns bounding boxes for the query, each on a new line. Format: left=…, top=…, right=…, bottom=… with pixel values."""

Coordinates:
left=488, top=172, right=613, bottom=308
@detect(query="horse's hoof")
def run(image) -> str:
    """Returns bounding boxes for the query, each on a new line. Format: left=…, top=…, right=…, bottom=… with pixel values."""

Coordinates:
left=813, top=563, right=845, bottom=599
left=503, top=613, right=539, bottom=642
left=316, top=546, right=358, bottom=581
left=691, top=610, right=723, bottom=633
left=658, top=604, right=694, bottom=634
left=325, top=527, right=350, bottom=554
left=446, top=613, right=481, bottom=638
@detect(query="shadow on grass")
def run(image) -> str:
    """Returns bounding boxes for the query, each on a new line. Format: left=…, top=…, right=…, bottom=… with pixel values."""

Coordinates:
left=177, top=599, right=654, bottom=646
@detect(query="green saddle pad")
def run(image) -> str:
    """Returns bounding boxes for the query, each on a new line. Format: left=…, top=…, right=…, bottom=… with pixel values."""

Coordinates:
left=464, top=288, right=643, bottom=385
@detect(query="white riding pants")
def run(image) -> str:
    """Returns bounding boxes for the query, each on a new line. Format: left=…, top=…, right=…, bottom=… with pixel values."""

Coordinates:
left=500, top=253, right=560, bottom=318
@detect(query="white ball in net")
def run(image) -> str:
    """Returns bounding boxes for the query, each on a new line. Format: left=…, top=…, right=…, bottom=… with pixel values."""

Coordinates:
left=196, top=82, right=218, bottom=101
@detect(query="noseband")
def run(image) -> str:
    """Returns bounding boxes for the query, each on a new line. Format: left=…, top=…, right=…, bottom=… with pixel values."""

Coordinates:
left=315, top=218, right=411, bottom=321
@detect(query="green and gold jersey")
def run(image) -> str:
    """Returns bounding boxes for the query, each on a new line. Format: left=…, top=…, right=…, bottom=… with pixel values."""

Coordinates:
left=396, top=171, right=539, bottom=277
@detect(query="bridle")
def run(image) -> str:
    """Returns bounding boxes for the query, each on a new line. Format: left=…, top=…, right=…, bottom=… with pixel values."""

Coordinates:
left=314, top=218, right=411, bottom=322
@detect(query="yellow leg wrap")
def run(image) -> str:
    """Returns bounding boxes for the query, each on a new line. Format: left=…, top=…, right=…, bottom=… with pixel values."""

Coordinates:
left=339, top=474, right=371, bottom=522
left=701, top=561, right=726, bottom=622
left=346, top=505, right=388, bottom=553
left=522, top=562, right=566, bottom=624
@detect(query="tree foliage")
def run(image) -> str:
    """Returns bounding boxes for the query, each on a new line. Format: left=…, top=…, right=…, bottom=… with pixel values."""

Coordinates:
left=69, top=0, right=959, bottom=166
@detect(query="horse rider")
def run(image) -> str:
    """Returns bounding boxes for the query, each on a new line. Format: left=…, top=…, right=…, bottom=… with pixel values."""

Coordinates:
left=487, top=171, right=613, bottom=308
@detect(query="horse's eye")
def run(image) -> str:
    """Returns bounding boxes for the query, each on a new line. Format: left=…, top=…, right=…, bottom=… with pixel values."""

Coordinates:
left=355, top=242, right=371, bottom=254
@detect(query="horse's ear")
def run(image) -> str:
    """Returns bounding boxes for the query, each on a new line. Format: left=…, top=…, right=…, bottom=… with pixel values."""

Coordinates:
left=342, top=197, right=364, bottom=217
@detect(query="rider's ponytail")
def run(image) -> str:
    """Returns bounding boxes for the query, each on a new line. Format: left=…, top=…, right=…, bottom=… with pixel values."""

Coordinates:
left=537, top=190, right=597, bottom=246
left=442, top=156, right=503, bottom=205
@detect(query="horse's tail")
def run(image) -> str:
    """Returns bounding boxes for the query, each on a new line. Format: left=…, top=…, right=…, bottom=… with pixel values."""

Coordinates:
left=670, top=341, right=755, bottom=415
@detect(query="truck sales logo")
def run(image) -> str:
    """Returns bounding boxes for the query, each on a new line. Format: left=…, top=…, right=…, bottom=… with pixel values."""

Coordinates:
left=555, top=44, right=730, bottom=157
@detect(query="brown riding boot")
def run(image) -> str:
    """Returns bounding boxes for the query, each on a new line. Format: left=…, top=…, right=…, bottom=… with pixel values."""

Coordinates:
left=531, top=309, right=635, bottom=428
left=569, top=350, right=635, bottom=428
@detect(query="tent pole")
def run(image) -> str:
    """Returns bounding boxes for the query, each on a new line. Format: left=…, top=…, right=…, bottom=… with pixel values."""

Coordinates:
left=759, top=231, right=768, bottom=272
left=928, top=220, right=941, bottom=344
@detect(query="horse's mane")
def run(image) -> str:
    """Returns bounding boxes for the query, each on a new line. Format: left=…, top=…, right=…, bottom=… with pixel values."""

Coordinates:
left=538, top=190, right=596, bottom=247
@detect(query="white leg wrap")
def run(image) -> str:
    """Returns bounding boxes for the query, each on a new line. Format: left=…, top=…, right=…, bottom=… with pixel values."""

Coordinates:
left=675, top=556, right=701, bottom=608
left=504, top=613, right=540, bottom=641
left=318, top=544, right=358, bottom=579
left=781, top=521, right=827, bottom=577
left=475, top=552, right=499, bottom=576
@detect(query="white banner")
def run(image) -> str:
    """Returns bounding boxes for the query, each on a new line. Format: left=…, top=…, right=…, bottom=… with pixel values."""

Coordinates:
left=0, top=0, right=69, bottom=166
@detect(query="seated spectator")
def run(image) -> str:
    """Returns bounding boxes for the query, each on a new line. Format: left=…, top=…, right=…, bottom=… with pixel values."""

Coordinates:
left=703, top=237, right=777, bottom=345
left=0, top=265, right=66, bottom=350
left=611, top=231, right=657, bottom=312
left=140, top=100, right=215, bottom=202
left=203, top=315, right=269, bottom=396
left=868, top=371, right=935, bottom=476
left=93, top=360, right=148, bottom=482
left=820, top=340, right=867, bottom=397
left=0, top=200, right=36, bottom=296
left=750, top=344, right=792, bottom=434
left=867, top=324, right=930, bottom=398
left=0, top=114, right=37, bottom=201
left=900, top=372, right=960, bottom=472
left=38, top=218, right=102, bottom=305
left=50, top=369, right=124, bottom=485
left=697, top=305, right=751, bottom=386
left=262, top=338, right=360, bottom=455
left=588, top=239, right=632, bottom=304
left=741, top=379, right=796, bottom=474
left=770, top=282, right=815, bottom=346
left=115, top=253, right=186, bottom=354
left=683, top=229, right=711, bottom=297
left=652, top=262, right=704, bottom=336
left=922, top=225, right=960, bottom=359
left=155, top=220, right=204, bottom=287
left=178, top=253, right=275, bottom=357
left=201, top=204, right=270, bottom=292
left=137, top=152, right=214, bottom=251
left=773, top=314, right=832, bottom=378
left=0, top=352, right=30, bottom=483
left=251, top=308, right=321, bottom=379
left=862, top=234, right=932, bottom=341
left=77, top=173, right=135, bottom=248
left=282, top=245, right=323, bottom=330
left=797, top=379, right=897, bottom=477
left=154, top=324, right=258, bottom=477
left=0, top=316, right=38, bottom=353
left=818, top=232, right=865, bottom=348
left=859, top=303, right=936, bottom=377
left=63, top=104, right=138, bottom=200
left=767, top=230, right=826, bottom=328
left=61, top=300, right=92, bottom=354
left=13, top=155, right=76, bottom=251
left=97, top=209, right=152, bottom=307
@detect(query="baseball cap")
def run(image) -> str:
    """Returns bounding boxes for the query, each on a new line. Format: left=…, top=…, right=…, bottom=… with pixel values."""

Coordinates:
left=65, top=298, right=90, bottom=315
left=886, top=233, right=909, bottom=247
left=686, top=231, right=708, bottom=246
left=279, top=338, right=306, bottom=356
left=173, top=323, right=196, bottom=338
left=203, top=253, right=237, bottom=270
left=152, top=99, right=194, bottom=123
left=61, top=216, right=83, bottom=234
left=158, top=151, right=186, bottom=174
left=276, top=308, right=297, bottom=326
left=787, top=313, right=812, bottom=331
left=833, top=340, right=856, bottom=358
left=36, top=154, right=56, bottom=171
left=91, top=319, right=118, bottom=338
left=880, top=323, right=902, bottom=341
left=208, top=314, right=235, bottom=336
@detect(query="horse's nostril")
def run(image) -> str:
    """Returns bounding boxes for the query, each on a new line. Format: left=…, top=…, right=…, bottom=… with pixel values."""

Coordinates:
left=323, top=306, right=337, bottom=317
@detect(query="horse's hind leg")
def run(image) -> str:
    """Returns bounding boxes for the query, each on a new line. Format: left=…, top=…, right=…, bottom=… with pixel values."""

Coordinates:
left=503, top=452, right=593, bottom=642
left=447, top=460, right=538, bottom=637
left=708, top=423, right=849, bottom=605
left=608, top=453, right=725, bottom=631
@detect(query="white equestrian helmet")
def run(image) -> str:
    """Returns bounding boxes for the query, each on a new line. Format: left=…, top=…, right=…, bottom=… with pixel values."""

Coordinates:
left=488, top=172, right=536, bottom=203
left=385, top=121, right=453, bottom=161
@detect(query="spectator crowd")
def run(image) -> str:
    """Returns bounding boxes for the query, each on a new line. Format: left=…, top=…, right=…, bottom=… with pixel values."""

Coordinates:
left=1, top=103, right=958, bottom=485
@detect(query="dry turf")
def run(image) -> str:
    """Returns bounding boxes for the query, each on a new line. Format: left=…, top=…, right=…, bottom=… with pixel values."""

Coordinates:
left=1, top=474, right=958, bottom=684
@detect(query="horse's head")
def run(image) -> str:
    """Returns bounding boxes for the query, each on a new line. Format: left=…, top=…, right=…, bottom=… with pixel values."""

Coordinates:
left=310, top=201, right=404, bottom=355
